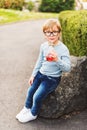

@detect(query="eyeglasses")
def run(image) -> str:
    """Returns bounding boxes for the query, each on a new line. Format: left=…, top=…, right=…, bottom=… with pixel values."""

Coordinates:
left=44, top=31, right=60, bottom=36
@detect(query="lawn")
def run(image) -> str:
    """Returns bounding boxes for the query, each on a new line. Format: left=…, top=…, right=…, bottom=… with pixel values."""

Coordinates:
left=0, top=9, right=59, bottom=25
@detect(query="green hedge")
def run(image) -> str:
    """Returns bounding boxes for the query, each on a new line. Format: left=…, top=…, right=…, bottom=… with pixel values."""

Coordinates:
left=59, top=10, right=87, bottom=56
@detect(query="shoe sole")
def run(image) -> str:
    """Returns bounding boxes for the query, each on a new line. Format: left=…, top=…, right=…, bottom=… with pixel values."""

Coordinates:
left=18, top=116, right=37, bottom=123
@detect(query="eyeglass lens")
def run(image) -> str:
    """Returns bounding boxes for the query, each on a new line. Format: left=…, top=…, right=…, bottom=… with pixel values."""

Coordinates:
left=44, top=31, right=59, bottom=36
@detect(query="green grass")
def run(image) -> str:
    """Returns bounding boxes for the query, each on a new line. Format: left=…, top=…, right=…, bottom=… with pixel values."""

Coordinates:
left=0, top=9, right=59, bottom=25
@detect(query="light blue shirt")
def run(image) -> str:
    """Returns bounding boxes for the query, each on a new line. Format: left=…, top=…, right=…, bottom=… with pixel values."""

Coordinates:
left=32, top=41, right=71, bottom=77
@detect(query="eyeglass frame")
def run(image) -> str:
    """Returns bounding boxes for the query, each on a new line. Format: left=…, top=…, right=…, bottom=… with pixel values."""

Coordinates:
left=43, top=30, right=60, bottom=36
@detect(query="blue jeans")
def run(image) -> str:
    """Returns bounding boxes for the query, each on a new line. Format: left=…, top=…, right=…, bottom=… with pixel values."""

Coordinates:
left=25, top=71, right=61, bottom=116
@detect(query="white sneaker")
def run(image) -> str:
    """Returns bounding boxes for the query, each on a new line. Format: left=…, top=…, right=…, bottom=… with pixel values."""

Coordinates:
left=18, top=111, right=37, bottom=123
left=16, top=106, right=30, bottom=120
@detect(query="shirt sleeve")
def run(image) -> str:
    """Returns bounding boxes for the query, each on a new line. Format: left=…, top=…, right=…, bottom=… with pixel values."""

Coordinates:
left=56, top=49, right=71, bottom=72
left=31, top=45, right=43, bottom=77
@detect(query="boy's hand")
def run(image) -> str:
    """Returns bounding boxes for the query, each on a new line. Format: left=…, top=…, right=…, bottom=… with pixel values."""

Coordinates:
left=46, top=51, right=58, bottom=62
left=28, top=76, right=34, bottom=86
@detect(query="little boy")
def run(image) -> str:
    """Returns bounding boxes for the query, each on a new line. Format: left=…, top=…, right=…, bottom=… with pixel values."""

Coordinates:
left=16, top=19, right=71, bottom=123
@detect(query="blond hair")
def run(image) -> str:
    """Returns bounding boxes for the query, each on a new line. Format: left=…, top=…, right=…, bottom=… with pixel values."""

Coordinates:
left=43, top=19, right=61, bottom=33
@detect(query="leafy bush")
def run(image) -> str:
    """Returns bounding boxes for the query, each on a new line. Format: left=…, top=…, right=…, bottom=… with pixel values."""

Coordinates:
left=0, top=0, right=11, bottom=8
left=39, top=0, right=75, bottom=13
left=59, top=10, right=87, bottom=56
left=11, top=0, right=24, bottom=10
left=0, top=0, right=24, bottom=10
left=27, top=1, right=35, bottom=11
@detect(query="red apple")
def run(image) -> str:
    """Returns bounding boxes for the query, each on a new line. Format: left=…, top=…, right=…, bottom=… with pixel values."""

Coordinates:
left=46, top=54, right=54, bottom=61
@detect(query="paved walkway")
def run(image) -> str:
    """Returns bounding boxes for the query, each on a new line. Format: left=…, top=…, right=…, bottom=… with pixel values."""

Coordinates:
left=0, top=20, right=87, bottom=130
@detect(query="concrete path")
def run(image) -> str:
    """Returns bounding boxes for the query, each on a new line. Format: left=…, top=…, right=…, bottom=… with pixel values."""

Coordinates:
left=0, top=20, right=87, bottom=130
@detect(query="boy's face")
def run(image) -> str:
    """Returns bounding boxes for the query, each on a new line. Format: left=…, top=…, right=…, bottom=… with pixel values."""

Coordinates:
left=44, top=25, right=60, bottom=44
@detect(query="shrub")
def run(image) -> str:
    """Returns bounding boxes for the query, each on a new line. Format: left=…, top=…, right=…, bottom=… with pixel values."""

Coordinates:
left=39, top=0, right=75, bottom=13
left=59, top=10, right=87, bottom=56
left=0, top=0, right=24, bottom=10
left=27, top=1, right=35, bottom=11
left=0, top=0, right=11, bottom=8
left=11, top=0, right=24, bottom=10
left=0, top=0, right=4, bottom=8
